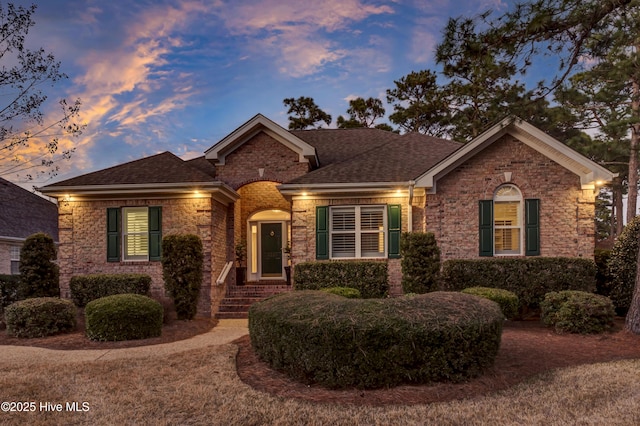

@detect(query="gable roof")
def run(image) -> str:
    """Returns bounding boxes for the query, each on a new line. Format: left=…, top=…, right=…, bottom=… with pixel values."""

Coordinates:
left=39, top=152, right=238, bottom=203
left=283, top=132, right=462, bottom=186
left=415, top=117, right=617, bottom=191
left=0, top=178, right=58, bottom=241
left=205, top=114, right=318, bottom=166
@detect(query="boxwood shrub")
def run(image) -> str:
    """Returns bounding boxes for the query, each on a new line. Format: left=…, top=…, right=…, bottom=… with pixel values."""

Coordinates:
left=540, top=290, right=615, bottom=334
left=461, top=287, right=519, bottom=319
left=69, top=274, right=152, bottom=307
left=0, top=274, right=22, bottom=309
left=400, top=232, right=440, bottom=294
left=249, top=291, right=503, bottom=389
left=162, top=234, right=203, bottom=320
left=4, top=297, right=76, bottom=338
left=85, top=294, right=163, bottom=341
left=440, top=257, right=596, bottom=312
left=293, top=261, right=388, bottom=298
left=320, top=286, right=361, bottom=298
left=19, top=233, right=60, bottom=298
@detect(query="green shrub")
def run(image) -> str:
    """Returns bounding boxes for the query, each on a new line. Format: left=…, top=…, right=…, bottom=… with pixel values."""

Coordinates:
left=249, top=291, right=503, bottom=389
left=594, top=249, right=613, bottom=297
left=18, top=233, right=60, bottom=298
left=440, top=257, right=596, bottom=313
left=69, top=274, right=152, bottom=307
left=400, top=232, right=440, bottom=294
left=0, top=275, right=22, bottom=309
left=461, top=287, right=519, bottom=319
left=540, top=290, right=615, bottom=334
left=294, top=261, right=388, bottom=298
left=85, top=294, right=163, bottom=341
left=162, top=234, right=203, bottom=320
left=4, top=297, right=76, bottom=338
left=320, top=286, right=361, bottom=298
left=607, top=217, right=640, bottom=315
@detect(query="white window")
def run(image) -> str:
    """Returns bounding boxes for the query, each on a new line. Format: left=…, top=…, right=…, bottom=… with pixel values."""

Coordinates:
left=10, top=246, right=20, bottom=275
left=330, top=206, right=386, bottom=258
left=123, top=207, right=149, bottom=261
left=494, top=185, right=522, bottom=255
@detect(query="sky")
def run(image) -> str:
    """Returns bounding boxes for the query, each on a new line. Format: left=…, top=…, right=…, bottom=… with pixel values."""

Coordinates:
left=4, top=0, right=510, bottom=187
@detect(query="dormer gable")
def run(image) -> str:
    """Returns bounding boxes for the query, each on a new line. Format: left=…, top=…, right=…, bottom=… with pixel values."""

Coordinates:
left=205, top=114, right=318, bottom=167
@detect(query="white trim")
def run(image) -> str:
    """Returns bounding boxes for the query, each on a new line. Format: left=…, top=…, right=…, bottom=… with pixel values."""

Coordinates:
left=38, top=182, right=239, bottom=205
left=415, top=117, right=617, bottom=191
left=329, top=205, right=387, bottom=259
left=246, top=209, right=291, bottom=281
left=205, top=114, right=318, bottom=166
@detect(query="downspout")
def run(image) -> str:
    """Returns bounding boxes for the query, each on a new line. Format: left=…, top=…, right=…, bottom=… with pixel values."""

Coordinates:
left=408, top=180, right=415, bottom=232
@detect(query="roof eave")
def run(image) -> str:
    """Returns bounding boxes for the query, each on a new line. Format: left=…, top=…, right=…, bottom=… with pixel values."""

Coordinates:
left=38, top=182, right=239, bottom=204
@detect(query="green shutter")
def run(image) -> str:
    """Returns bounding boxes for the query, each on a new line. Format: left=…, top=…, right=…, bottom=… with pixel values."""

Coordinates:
left=148, top=206, right=162, bottom=261
left=387, top=204, right=401, bottom=259
left=525, top=199, right=540, bottom=256
left=316, top=206, right=329, bottom=260
left=479, top=200, right=493, bottom=257
left=107, top=208, right=120, bottom=262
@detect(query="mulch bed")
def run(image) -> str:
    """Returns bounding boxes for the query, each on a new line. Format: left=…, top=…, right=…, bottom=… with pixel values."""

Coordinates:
left=234, top=318, right=640, bottom=406
left=0, top=311, right=215, bottom=350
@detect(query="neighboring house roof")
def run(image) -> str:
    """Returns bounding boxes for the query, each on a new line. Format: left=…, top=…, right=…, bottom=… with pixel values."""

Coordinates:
left=415, top=117, right=617, bottom=191
left=39, top=152, right=238, bottom=204
left=0, top=177, right=58, bottom=241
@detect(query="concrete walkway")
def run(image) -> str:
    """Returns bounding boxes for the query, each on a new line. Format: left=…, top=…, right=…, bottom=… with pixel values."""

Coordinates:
left=0, top=319, right=249, bottom=366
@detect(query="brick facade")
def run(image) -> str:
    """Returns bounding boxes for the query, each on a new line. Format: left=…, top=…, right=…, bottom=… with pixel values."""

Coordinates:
left=214, top=132, right=310, bottom=189
left=424, top=134, right=596, bottom=260
left=57, top=196, right=220, bottom=317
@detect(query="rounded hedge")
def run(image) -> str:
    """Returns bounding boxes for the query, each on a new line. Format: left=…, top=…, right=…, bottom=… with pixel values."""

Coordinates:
left=249, top=291, right=504, bottom=389
left=540, top=291, right=615, bottom=334
left=320, top=286, right=361, bottom=298
left=85, top=294, right=163, bottom=341
left=461, top=287, right=519, bottom=319
left=4, top=297, right=76, bottom=338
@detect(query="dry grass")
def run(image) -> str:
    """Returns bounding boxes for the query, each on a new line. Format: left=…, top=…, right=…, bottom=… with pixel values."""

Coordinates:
left=0, top=343, right=639, bottom=425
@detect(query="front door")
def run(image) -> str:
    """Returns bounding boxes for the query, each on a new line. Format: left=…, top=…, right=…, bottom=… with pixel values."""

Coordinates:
left=260, top=223, right=282, bottom=277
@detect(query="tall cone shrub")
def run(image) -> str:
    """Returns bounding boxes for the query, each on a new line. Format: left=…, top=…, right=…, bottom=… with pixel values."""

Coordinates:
left=161, top=234, right=203, bottom=320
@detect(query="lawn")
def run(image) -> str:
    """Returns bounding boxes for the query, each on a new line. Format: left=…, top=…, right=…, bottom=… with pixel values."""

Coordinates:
left=0, top=337, right=639, bottom=425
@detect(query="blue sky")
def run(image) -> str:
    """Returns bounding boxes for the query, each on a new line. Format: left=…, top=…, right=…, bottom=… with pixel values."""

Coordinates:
left=6, top=0, right=510, bottom=186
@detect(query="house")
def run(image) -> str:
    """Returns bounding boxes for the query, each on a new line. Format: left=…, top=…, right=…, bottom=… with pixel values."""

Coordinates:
left=0, top=177, right=59, bottom=275
left=39, top=114, right=616, bottom=317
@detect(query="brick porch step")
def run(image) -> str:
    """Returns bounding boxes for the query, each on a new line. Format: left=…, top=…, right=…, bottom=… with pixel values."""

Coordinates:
left=215, top=283, right=293, bottom=319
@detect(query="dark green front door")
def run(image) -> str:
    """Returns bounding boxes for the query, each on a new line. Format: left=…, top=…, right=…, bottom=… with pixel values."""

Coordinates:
left=261, top=223, right=282, bottom=277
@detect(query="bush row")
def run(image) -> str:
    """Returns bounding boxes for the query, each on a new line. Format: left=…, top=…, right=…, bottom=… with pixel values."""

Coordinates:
left=249, top=291, right=503, bottom=389
left=294, top=261, right=388, bottom=298
left=440, top=257, right=596, bottom=313
left=70, top=274, right=151, bottom=307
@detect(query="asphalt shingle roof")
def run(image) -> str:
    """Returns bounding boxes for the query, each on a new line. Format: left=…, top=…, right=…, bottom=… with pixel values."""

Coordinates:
left=44, top=152, right=216, bottom=187
left=0, top=178, right=58, bottom=240
left=288, top=131, right=462, bottom=184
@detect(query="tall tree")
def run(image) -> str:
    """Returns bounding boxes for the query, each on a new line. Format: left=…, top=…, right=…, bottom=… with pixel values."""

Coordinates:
left=283, top=96, right=332, bottom=130
left=336, top=97, right=387, bottom=129
left=386, top=70, right=451, bottom=137
left=436, top=0, right=640, bottom=333
left=436, top=0, right=639, bottom=220
left=0, top=3, right=83, bottom=182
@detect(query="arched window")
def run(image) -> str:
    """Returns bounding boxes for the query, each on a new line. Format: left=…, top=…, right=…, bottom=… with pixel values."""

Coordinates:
left=493, top=184, right=522, bottom=255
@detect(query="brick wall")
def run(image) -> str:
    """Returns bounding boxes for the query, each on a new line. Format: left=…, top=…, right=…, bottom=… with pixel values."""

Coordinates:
left=290, top=195, right=414, bottom=291
left=425, top=134, right=596, bottom=260
left=215, top=132, right=310, bottom=189
left=57, top=196, right=220, bottom=317
left=0, top=243, right=11, bottom=275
